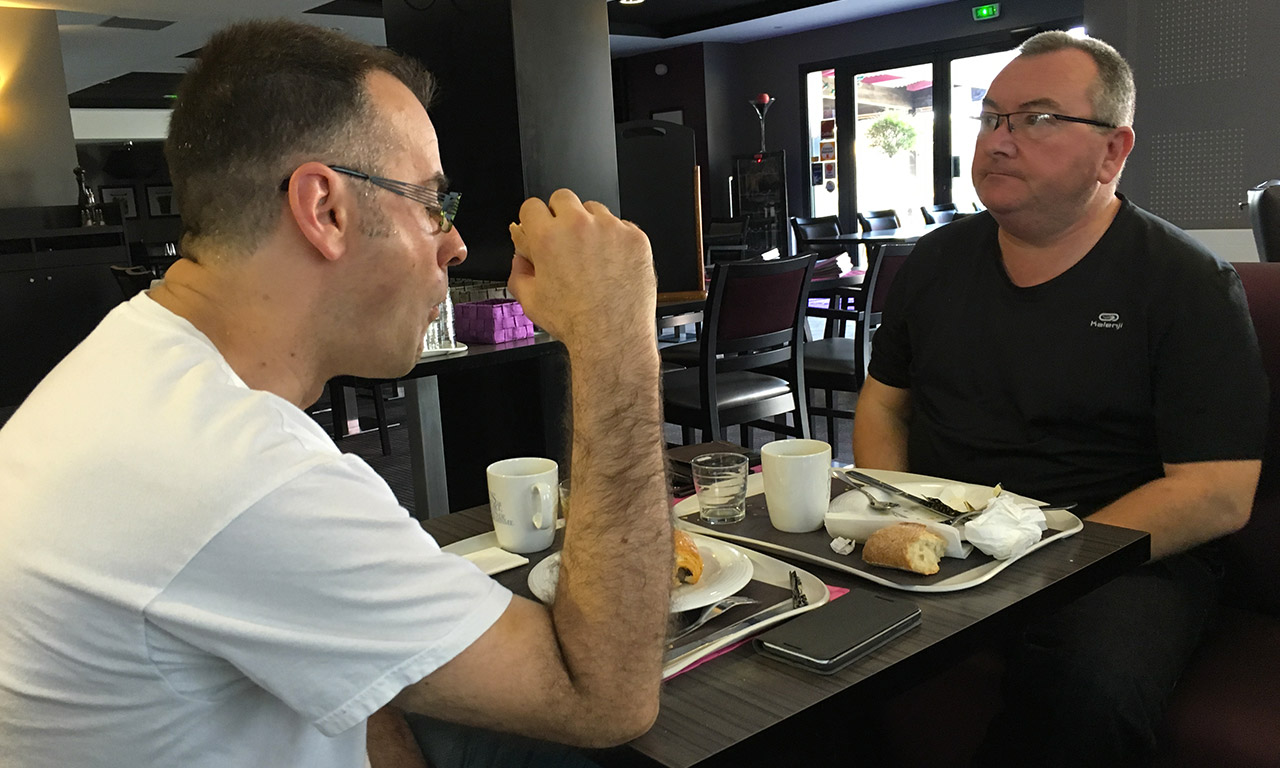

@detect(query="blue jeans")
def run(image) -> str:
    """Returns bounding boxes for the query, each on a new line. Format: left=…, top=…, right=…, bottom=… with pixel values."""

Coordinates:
left=973, top=547, right=1224, bottom=767
left=404, top=713, right=602, bottom=768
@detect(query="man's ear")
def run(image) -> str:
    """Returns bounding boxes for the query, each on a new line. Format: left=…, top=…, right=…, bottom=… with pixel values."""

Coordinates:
left=1099, top=125, right=1136, bottom=185
left=283, top=162, right=352, bottom=263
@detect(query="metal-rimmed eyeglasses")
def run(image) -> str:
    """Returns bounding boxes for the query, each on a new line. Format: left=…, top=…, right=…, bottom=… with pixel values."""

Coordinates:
left=974, top=111, right=1117, bottom=141
left=278, top=165, right=460, bottom=233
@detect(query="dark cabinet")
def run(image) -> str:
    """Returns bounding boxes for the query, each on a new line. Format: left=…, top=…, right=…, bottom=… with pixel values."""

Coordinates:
left=0, top=208, right=128, bottom=406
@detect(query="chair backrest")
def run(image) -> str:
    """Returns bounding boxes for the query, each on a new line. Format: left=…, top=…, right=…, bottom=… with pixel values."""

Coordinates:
left=860, top=243, right=914, bottom=379
left=857, top=209, right=900, bottom=232
left=920, top=204, right=957, bottom=225
left=109, top=264, right=153, bottom=299
left=1225, top=262, right=1280, bottom=615
left=703, top=255, right=816, bottom=375
left=1247, top=180, right=1280, bottom=263
left=706, top=217, right=748, bottom=245
left=790, top=215, right=844, bottom=260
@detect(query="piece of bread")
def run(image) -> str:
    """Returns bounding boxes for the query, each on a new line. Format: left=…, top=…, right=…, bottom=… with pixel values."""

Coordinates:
left=673, top=529, right=703, bottom=586
left=861, top=522, right=947, bottom=575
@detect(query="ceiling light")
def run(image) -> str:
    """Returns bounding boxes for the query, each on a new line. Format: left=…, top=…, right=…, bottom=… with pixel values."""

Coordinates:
left=619, top=0, right=645, bottom=5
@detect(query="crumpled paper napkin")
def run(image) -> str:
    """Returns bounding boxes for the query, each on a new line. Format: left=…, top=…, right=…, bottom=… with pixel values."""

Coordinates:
left=963, top=494, right=1047, bottom=560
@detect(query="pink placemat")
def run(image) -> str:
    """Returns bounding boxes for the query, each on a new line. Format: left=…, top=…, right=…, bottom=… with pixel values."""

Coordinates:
left=668, top=586, right=849, bottom=678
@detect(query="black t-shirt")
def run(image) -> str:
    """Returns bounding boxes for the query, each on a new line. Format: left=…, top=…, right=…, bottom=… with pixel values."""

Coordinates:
left=868, top=198, right=1268, bottom=511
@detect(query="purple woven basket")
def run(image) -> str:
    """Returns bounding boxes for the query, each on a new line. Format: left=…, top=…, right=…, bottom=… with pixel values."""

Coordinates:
left=453, top=298, right=535, bottom=344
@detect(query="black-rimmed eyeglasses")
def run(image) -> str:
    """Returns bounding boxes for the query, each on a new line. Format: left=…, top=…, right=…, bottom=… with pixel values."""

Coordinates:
left=974, top=111, right=1117, bottom=141
left=278, top=165, right=461, bottom=233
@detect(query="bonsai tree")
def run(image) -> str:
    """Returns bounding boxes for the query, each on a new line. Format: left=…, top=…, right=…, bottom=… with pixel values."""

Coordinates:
left=865, top=113, right=917, bottom=158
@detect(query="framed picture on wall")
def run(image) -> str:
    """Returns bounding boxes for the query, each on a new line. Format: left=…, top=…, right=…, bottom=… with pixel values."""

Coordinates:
left=651, top=109, right=684, bottom=125
left=100, top=186, right=138, bottom=219
left=146, top=185, right=180, bottom=217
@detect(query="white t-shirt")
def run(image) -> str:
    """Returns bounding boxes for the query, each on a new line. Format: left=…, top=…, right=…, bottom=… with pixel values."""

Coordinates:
left=0, top=293, right=512, bottom=767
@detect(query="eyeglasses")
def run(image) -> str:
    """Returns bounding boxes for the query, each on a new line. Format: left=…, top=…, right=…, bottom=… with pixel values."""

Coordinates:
left=974, top=111, right=1117, bottom=140
left=278, top=165, right=461, bottom=233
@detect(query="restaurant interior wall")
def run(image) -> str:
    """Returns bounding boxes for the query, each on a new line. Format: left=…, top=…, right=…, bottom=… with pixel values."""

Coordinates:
left=74, top=140, right=181, bottom=260
left=0, top=8, right=79, bottom=208
left=384, top=0, right=619, bottom=282
left=1085, top=0, right=1275, bottom=261
left=611, top=41, right=750, bottom=226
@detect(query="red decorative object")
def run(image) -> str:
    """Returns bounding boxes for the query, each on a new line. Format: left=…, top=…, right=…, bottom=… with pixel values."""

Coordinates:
left=753, top=92, right=772, bottom=105
left=454, top=298, right=535, bottom=344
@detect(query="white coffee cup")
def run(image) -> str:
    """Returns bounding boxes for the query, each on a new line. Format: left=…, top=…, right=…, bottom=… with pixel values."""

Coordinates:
left=486, top=457, right=559, bottom=553
left=761, top=439, right=832, bottom=533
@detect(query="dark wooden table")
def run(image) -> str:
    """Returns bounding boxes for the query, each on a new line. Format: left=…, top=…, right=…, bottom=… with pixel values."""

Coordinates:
left=419, top=506, right=1150, bottom=767
left=804, top=222, right=949, bottom=250
left=399, top=333, right=566, bottom=518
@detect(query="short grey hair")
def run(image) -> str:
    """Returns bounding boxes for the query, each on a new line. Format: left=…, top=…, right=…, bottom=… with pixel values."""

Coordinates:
left=1019, top=31, right=1135, bottom=128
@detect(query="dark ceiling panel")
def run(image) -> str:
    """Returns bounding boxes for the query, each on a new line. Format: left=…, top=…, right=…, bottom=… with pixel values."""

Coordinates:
left=306, top=0, right=383, bottom=18
left=68, top=72, right=184, bottom=109
left=607, top=0, right=840, bottom=38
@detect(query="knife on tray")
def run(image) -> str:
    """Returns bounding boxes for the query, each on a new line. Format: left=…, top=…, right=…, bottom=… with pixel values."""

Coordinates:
left=663, top=599, right=796, bottom=664
left=837, top=468, right=963, bottom=518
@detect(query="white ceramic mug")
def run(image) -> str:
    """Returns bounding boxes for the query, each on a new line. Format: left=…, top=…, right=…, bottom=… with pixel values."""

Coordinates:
left=761, top=439, right=832, bottom=533
left=486, top=457, right=558, bottom=553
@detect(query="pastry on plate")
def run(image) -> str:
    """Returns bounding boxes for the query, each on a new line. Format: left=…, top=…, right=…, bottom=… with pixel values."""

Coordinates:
left=673, top=529, right=703, bottom=586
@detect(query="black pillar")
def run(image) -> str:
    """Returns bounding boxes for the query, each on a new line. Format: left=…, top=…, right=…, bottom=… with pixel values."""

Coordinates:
left=384, top=0, right=620, bottom=280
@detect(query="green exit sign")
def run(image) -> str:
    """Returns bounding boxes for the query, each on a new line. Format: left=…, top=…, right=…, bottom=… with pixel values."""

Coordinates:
left=972, top=3, right=1001, bottom=20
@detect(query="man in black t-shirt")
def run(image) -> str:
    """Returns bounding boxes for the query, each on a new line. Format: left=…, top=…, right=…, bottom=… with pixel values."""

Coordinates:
left=853, top=31, right=1266, bottom=767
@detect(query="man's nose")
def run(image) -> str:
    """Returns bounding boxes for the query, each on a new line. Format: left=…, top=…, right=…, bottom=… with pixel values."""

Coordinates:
left=441, top=226, right=467, bottom=267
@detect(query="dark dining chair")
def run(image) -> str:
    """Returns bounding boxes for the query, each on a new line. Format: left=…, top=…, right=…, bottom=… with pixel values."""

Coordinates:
left=857, top=209, right=900, bottom=232
left=108, top=264, right=154, bottom=299
left=789, top=243, right=913, bottom=442
left=1247, top=179, right=1280, bottom=262
left=792, top=215, right=860, bottom=338
left=704, top=216, right=751, bottom=266
left=661, top=255, right=817, bottom=445
left=790, top=215, right=844, bottom=258
left=327, top=376, right=396, bottom=456
left=921, top=203, right=958, bottom=225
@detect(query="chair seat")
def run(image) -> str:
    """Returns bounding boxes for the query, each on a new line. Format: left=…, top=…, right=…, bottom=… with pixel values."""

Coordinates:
left=663, top=368, right=792, bottom=411
left=803, top=337, right=860, bottom=376
left=660, top=341, right=701, bottom=369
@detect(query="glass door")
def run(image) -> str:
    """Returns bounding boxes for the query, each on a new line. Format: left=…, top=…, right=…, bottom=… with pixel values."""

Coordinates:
left=949, top=49, right=1019, bottom=211
left=853, top=62, right=934, bottom=227
left=805, top=69, right=839, bottom=218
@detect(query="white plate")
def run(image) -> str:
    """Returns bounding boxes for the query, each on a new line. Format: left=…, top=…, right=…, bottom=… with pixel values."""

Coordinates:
left=526, top=534, right=754, bottom=613
left=419, top=342, right=468, bottom=359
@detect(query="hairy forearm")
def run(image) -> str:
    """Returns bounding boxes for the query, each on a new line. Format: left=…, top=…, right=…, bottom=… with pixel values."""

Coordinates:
left=1087, top=461, right=1258, bottom=560
left=554, top=339, right=670, bottom=730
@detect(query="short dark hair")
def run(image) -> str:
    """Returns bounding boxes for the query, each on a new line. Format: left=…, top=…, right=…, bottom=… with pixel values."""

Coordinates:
left=165, top=20, right=436, bottom=257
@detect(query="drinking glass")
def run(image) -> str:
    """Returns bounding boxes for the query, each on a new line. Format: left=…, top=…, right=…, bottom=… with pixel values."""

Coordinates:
left=691, top=452, right=749, bottom=525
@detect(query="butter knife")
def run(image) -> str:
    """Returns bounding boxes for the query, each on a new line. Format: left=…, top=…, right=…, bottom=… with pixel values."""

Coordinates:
left=837, top=468, right=962, bottom=518
left=663, top=599, right=795, bottom=664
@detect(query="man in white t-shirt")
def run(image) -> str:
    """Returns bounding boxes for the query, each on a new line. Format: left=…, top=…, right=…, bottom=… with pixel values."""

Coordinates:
left=0, top=20, right=671, bottom=768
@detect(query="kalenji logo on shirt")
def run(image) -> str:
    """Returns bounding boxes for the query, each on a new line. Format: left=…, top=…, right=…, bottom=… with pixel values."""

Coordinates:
left=1091, top=312, right=1123, bottom=330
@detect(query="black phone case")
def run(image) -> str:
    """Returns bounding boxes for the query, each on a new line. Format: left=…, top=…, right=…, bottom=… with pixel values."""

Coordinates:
left=753, top=589, right=921, bottom=675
